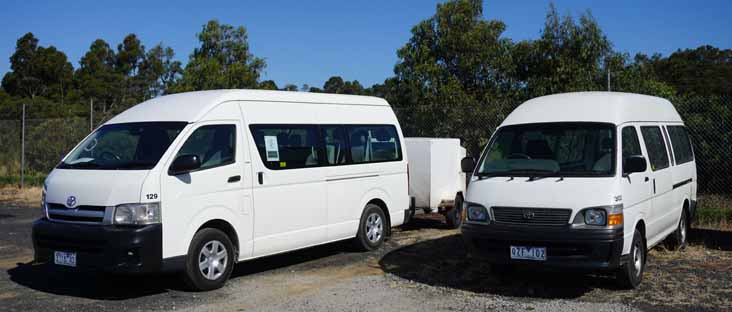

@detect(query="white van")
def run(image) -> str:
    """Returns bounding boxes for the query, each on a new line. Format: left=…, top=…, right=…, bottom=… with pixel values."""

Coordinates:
left=460, top=92, right=697, bottom=288
left=32, top=90, right=410, bottom=290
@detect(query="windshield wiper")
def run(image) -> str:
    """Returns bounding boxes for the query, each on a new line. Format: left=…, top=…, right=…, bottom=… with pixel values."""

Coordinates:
left=59, top=161, right=102, bottom=169
left=476, top=169, right=558, bottom=180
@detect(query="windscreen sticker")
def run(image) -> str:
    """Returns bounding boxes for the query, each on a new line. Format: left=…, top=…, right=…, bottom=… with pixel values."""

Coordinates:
left=264, top=136, right=280, bottom=161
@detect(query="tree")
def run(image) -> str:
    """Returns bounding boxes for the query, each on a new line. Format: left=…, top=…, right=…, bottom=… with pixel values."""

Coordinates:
left=281, top=84, right=298, bottom=91
left=116, top=34, right=146, bottom=104
left=258, top=80, right=278, bottom=90
left=75, top=39, right=120, bottom=111
left=322, top=76, right=367, bottom=95
left=650, top=45, right=732, bottom=96
left=2, top=33, right=74, bottom=102
left=391, top=0, right=517, bottom=155
left=140, top=43, right=182, bottom=98
left=514, top=4, right=612, bottom=98
left=170, top=20, right=266, bottom=92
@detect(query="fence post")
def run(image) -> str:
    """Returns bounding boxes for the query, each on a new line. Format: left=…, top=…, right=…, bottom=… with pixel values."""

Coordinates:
left=90, top=98, right=93, bottom=132
left=20, top=103, right=25, bottom=189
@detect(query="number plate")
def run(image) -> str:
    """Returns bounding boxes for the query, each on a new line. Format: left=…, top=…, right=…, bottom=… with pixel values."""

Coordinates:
left=54, top=251, right=77, bottom=267
left=510, top=246, right=546, bottom=261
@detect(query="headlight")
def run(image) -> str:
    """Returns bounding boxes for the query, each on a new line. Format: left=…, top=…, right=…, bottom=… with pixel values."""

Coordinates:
left=584, top=208, right=607, bottom=225
left=114, top=202, right=161, bottom=225
left=578, top=205, right=623, bottom=226
left=466, top=204, right=489, bottom=222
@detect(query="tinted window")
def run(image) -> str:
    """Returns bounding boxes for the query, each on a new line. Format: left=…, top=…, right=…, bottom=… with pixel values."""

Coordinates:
left=59, top=122, right=186, bottom=170
left=177, top=125, right=236, bottom=170
left=622, top=126, right=642, bottom=158
left=641, top=126, right=669, bottom=171
left=476, top=122, right=615, bottom=177
left=668, top=126, right=694, bottom=164
left=250, top=125, right=321, bottom=170
left=322, top=126, right=347, bottom=165
left=347, top=125, right=402, bottom=163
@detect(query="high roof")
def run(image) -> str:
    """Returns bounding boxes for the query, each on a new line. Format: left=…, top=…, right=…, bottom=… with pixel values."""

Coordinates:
left=106, top=89, right=390, bottom=124
left=501, top=92, right=683, bottom=127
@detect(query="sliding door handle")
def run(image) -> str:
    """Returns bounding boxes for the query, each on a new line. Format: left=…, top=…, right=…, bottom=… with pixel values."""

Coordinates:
left=227, top=175, right=241, bottom=183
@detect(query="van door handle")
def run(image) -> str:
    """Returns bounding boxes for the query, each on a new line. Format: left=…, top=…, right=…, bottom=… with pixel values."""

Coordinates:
left=227, top=175, right=241, bottom=183
left=258, top=172, right=263, bottom=185
left=644, top=177, right=649, bottom=182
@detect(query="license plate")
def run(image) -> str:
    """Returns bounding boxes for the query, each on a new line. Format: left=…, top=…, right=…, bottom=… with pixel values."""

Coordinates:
left=510, top=246, right=546, bottom=261
left=54, top=251, right=77, bottom=267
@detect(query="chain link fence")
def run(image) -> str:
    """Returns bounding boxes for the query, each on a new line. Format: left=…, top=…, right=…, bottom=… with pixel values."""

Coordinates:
left=0, top=96, right=730, bottom=197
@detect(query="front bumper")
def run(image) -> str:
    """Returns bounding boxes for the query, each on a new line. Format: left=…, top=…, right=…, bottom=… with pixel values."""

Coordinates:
left=32, top=218, right=163, bottom=274
left=461, top=222, right=625, bottom=270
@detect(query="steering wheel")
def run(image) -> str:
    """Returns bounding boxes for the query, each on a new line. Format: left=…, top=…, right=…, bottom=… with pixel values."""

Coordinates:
left=508, top=153, right=532, bottom=160
left=99, top=151, right=121, bottom=161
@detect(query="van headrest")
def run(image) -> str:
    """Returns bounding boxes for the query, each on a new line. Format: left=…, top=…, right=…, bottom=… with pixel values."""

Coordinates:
left=526, top=139, right=553, bottom=159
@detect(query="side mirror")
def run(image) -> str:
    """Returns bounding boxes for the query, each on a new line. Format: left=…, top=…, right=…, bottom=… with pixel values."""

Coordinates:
left=461, top=156, right=476, bottom=173
left=623, top=155, right=647, bottom=176
left=169, top=154, right=201, bottom=175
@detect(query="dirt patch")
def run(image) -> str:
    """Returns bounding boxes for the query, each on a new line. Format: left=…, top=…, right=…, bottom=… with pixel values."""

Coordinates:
left=380, top=226, right=732, bottom=311
left=0, top=186, right=41, bottom=207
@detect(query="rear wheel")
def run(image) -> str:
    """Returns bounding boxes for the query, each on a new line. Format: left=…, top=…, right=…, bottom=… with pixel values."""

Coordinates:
left=665, top=209, right=688, bottom=251
left=183, top=228, right=235, bottom=291
left=353, top=204, right=387, bottom=251
left=616, top=229, right=645, bottom=289
left=446, top=193, right=464, bottom=229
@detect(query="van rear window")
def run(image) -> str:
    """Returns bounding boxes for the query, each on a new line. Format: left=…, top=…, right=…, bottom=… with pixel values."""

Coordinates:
left=667, top=126, right=694, bottom=164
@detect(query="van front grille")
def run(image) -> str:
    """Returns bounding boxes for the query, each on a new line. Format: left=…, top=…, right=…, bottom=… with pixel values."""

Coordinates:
left=491, top=207, right=571, bottom=226
left=46, top=202, right=107, bottom=224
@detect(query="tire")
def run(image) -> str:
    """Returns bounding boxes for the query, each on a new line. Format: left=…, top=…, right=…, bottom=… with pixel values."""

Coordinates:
left=422, top=208, right=433, bottom=214
left=446, top=194, right=464, bottom=229
left=183, top=228, right=235, bottom=291
left=353, top=204, right=387, bottom=251
left=616, top=229, right=645, bottom=289
left=664, top=209, right=688, bottom=251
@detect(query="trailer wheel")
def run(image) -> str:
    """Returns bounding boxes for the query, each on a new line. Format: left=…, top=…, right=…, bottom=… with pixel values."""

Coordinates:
left=446, top=193, right=464, bottom=229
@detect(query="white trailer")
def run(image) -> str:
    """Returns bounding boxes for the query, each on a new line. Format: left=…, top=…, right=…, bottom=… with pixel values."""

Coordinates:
left=405, top=138, right=466, bottom=228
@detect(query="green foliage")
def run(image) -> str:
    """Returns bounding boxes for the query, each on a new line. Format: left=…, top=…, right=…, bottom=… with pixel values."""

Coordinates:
left=1, top=33, right=74, bottom=102
left=169, top=20, right=265, bottom=93
left=319, top=76, right=367, bottom=95
left=651, top=46, right=732, bottom=96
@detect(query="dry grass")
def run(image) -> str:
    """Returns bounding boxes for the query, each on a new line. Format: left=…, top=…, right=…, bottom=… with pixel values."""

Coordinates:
left=695, top=194, right=732, bottom=231
left=0, top=186, right=42, bottom=207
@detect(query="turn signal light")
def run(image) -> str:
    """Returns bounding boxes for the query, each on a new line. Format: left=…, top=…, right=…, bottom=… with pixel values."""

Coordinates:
left=608, top=213, right=623, bottom=226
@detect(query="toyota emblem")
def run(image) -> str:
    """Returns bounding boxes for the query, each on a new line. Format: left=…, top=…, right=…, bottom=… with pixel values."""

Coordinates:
left=522, top=209, right=535, bottom=220
left=66, top=196, right=77, bottom=208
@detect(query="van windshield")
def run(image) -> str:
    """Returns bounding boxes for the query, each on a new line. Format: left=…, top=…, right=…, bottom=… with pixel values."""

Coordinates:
left=476, top=122, right=616, bottom=178
left=58, top=122, right=187, bottom=170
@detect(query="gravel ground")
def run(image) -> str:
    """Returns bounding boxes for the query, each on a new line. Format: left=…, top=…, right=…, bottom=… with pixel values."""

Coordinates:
left=0, top=203, right=729, bottom=312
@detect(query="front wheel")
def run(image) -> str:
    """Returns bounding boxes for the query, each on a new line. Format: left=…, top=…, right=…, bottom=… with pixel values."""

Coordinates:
left=183, top=228, right=235, bottom=291
left=353, top=204, right=387, bottom=251
left=616, top=229, right=645, bottom=289
left=446, top=194, right=464, bottom=229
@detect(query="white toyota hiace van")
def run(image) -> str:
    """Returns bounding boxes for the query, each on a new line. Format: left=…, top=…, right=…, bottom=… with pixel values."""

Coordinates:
left=460, top=92, right=697, bottom=288
left=33, top=90, right=410, bottom=290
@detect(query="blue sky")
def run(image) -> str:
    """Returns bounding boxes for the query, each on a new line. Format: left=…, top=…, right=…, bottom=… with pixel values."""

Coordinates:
left=1, top=0, right=731, bottom=88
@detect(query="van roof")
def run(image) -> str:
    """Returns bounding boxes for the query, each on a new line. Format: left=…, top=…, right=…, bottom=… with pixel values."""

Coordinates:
left=106, top=89, right=390, bottom=124
left=501, top=92, right=683, bottom=127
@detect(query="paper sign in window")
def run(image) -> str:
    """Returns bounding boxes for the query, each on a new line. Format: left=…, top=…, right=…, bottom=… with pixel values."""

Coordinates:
left=264, top=136, right=280, bottom=161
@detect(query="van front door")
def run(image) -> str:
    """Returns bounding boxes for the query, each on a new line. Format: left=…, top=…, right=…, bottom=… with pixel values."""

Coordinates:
left=639, top=125, right=675, bottom=245
left=248, top=124, right=327, bottom=257
left=619, top=125, right=653, bottom=254
left=161, top=121, right=253, bottom=260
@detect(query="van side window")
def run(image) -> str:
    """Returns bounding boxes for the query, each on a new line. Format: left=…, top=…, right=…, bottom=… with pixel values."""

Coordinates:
left=347, top=125, right=402, bottom=163
left=177, top=124, right=236, bottom=170
left=250, top=125, right=322, bottom=170
left=321, top=126, right=348, bottom=165
left=621, top=126, right=642, bottom=158
left=667, top=126, right=694, bottom=164
left=640, top=126, right=669, bottom=171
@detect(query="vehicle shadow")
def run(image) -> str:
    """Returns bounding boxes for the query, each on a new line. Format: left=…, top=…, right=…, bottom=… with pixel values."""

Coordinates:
left=379, top=234, right=619, bottom=299
left=688, top=227, right=732, bottom=251
left=7, top=262, right=180, bottom=300
left=399, top=212, right=452, bottom=231
left=7, top=240, right=354, bottom=300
